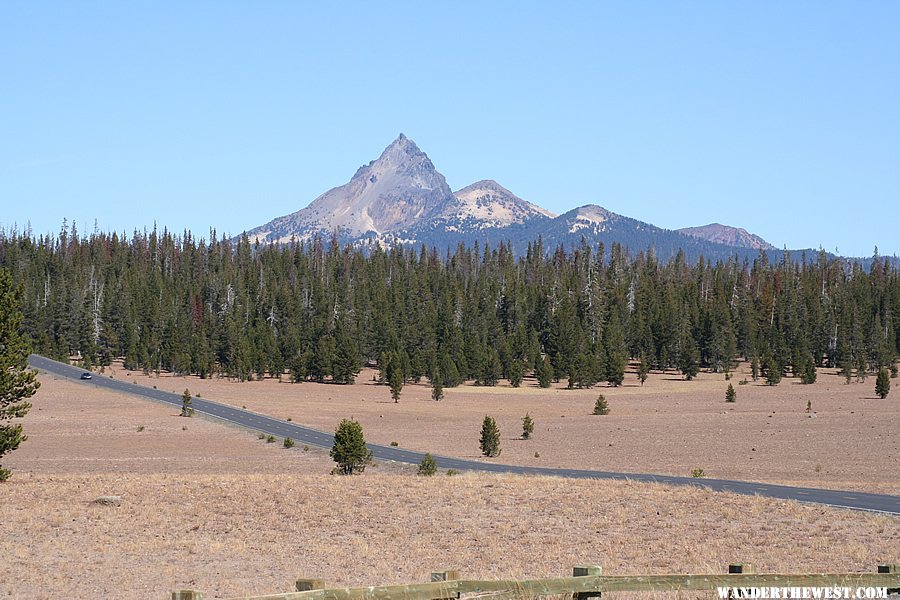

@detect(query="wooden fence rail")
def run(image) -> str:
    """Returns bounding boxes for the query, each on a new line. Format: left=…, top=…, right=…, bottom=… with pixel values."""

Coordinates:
left=172, top=563, right=900, bottom=600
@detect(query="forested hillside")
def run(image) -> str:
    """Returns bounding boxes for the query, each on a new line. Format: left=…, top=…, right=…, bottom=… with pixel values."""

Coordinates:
left=1, top=224, right=897, bottom=387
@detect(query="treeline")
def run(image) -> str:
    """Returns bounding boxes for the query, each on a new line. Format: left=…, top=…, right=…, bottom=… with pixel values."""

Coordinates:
left=1, top=223, right=898, bottom=387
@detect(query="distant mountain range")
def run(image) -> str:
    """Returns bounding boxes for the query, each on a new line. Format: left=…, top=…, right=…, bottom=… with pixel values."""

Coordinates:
left=241, top=135, right=834, bottom=263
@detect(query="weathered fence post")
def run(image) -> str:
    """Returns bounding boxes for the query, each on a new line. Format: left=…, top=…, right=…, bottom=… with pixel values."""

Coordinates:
left=171, top=591, right=202, bottom=600
left=431, top=569, right=460, bottom=599
left=573, top=565, right=603, bottom=600
left=296, top=578, right=327, bottom=592
left=878, top=564, right=899, bottom=596
left=727, top=564, right=755, bottom=600
left=728, top=563, right=755, bottom=574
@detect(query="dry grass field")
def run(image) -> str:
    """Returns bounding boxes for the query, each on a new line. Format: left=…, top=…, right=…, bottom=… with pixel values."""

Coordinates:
left=1, top=374, right=897, bottom=600
left=99, top=361, right=899, bottom=493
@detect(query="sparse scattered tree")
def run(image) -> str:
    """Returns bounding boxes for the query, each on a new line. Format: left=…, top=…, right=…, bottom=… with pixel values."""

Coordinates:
left=593, top=394, right=610, bottom=415
left=180, top=388, right=194, bottom=417
left=417, top=452, right=437, bottom=476
left=725, top=383, right=736, bottom=403
left=479, top=415, right=501, bottom=457
left=521, top=412, right=534, bottom=439
left=0, top=269, right=40, bottom=481
left=330, top=418, right=372, bottom=475
left=876, top=368, right=891, bottom=399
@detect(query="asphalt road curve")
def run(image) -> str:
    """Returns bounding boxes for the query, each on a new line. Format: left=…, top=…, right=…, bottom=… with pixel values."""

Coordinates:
left=29, top=354, right=900, bottom=515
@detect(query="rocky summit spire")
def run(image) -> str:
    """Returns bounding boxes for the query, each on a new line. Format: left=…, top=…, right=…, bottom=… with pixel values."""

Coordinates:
left=244, top=135, right=454, bottom=243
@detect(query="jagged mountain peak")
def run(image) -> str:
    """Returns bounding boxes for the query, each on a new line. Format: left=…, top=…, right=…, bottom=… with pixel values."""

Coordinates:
left=678, top=223, right=775, bottom=250
left=245, top=135, right=453, bottom=243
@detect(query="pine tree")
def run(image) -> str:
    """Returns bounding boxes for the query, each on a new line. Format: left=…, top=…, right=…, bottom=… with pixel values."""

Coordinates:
left=604, top=318, right=627, bottom=387
left=725, top=383, right=736, bottom=403
left=479, top=348, right=502, bottom=386
left=856, top=354, right=868, bottom=383
left=0, top=269, right=40, bottom=481
left=536, top=355, right=554, bottom=388
left=521, top=412, right=534, bottom=439
left=637, top=354, right=650, bottom=386
left=330, top=418, right=372, bottom=475
left=799, top=357, right=817, bottom=384
left=678, top=334, right=700, bottom=381
left=331, top=328, right=360, bottom=384
left=430, top=369, right=444, bottom=401
left=750, top=355, right=760, bottom=382
left=439, top=353, right=462, bottom=388
left=479, top=415, right=501, bottom=457
left=593, top=394, right=610, bottom=415
left=389, top=363, right=403, bottom=403
left=875, top=368, right=891, bottom=399
left=508, top=359, right=524, bottom=388
left=762, top=352, right=782, bottom=386
left=417, top=452, right=437, bottom=476
left=180, top=388, right=194, bottom=417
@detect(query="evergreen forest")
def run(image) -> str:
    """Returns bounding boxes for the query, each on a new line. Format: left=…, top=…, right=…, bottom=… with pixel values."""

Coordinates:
left=1, top=224, right=898, bottom=389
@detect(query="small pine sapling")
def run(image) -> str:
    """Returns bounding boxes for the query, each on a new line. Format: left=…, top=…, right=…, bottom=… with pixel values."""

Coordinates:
left=593, top=394, right=610, bottom=415
left=521, top=412, right=534, bottom=439
left=725, top=383, right=736, bottom=403
left=180, top=389, right=194, bottom=417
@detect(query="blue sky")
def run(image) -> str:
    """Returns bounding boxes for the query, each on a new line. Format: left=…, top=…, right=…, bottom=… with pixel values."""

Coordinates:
left=2, top=1, right=898, bottom=256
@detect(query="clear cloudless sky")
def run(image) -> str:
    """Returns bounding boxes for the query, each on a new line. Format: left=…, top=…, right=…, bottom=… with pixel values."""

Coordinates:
left=2, top=1, right=898, bottom=256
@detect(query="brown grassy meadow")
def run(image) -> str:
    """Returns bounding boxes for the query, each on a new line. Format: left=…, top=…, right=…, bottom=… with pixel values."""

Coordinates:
left=100, top=361, right=899, bottom=493
left=1, top=373, right=897, bottom=600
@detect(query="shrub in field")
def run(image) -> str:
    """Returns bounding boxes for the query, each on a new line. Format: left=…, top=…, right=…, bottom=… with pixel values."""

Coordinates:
left=593, top=394, right=609, bottom=415
left=417, top=453, right=437, bottom=476
left=283, top=437, right=295, bottom=449
left=330, top=418, right=373, bottom=475
left=725, top=383, right=736, bottom=403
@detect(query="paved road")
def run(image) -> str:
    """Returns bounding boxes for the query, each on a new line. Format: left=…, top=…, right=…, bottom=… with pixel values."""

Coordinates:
left=29, top=354, right=900, bottom=515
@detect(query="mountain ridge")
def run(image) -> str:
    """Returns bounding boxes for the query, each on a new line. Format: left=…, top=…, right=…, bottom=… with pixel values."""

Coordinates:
left=241, top=135, right=799, bottom=261
left=678, top=223, right=776, bottom=251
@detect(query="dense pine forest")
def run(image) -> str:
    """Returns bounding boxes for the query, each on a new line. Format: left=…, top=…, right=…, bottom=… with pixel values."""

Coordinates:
left=1, top=223, right=898, bottom=388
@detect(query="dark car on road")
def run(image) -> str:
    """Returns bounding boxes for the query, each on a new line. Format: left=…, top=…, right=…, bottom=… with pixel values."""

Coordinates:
left=80, top=372, right=92, bottom=380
